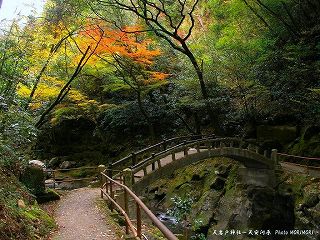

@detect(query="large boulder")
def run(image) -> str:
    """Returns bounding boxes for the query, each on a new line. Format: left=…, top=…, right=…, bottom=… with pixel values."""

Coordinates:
left=20, top=165, right=46, bottom=196
left=48, top=157, right=62, bottom=168
left=257, top=125, right=297, bottom=145
left=37, top=189, right=60, bottom=204
left=29, top=160, right=46, bottom=168
left=59, top=161, right=77, bottom=169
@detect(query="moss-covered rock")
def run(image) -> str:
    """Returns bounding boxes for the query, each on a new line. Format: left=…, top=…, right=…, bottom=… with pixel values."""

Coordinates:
left=20, top=165, right=45, bottom=196
left=0, top=168, right=55, bottom=240
left=143, top=157, right=296, bottom=239
left=289, top=125, right=320, bottom=158
left=257, top=125, right=297, bottom=146
left=36, top=189, right=60, bottom=204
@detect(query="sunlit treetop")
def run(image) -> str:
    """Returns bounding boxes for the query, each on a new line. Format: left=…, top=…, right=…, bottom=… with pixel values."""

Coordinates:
left=78, top=24, right=162, bottom=65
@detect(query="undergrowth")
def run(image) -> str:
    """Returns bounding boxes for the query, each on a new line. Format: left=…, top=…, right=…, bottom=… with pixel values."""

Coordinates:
left=0, top=168, right=55, bottom=240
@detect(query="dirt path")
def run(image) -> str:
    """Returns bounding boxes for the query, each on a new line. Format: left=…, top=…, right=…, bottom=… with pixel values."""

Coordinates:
left=281, top=162, right=320, bottom=178
left=51, top=188, right=120, bottom=240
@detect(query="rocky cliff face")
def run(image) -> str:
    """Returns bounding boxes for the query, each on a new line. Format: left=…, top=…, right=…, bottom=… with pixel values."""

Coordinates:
left=34, top=117, right=128, bottom=167
left=142, top=158, right=300, bottom=240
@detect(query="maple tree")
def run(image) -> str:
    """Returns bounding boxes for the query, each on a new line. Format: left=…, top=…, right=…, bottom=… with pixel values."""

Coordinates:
left=78, top=24, right=170, bottom=139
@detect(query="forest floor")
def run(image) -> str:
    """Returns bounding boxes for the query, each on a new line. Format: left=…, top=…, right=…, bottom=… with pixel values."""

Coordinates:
left=49, top=188, right=121, bottom=240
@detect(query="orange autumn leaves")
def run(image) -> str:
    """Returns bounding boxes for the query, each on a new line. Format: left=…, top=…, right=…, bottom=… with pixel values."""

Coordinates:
left=79, top=24, right=169, bottom=83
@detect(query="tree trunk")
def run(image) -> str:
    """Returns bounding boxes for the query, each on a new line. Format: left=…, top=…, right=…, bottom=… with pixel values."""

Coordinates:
left=181, top=42, right=223, bottom=136
left=137, top=91, right=155, bottom=142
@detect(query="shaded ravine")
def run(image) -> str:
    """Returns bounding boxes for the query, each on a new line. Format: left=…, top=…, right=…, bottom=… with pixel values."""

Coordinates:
left=51, top=188, right=119, bottom=240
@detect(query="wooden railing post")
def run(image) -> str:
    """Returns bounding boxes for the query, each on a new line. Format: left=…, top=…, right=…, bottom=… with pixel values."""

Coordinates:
left=184, top=148, right=188, bottom=156
left=183, top=140, right=188, bottom=156
left=131, top=152, right=136, bottom=167
left=124, top=190, right=129, bottom=234
left=151, top=153, right=156, bottom=171
left=136, top=203, right=142, bottom=238
left=110, top=181, right=114, bottom=211
left=255, top=146, right=259, bottom=153
left=100, top=174, right=107, bottom=198
left=143, top=167, right=147, bottom=176
left=172, top=152, right=176, bottom=161
left=98, top=164, right=106, bottom=186
left=271, top=149, right=278, bottom=167
left=106, top=176, right=109, bottom=194
left=196, top=142, right=200, bottom=153
left=208, top=138, right=212, bottom=150
left=163, top=138, right=167, bottom=150
left=99, top=167, right=105, bottom=198
left=52, top=170, right=56, bottom=189
left=123, top=168, right=133, bottom=189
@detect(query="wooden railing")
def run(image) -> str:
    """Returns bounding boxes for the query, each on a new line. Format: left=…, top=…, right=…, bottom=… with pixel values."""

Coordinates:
left=45, top=166, right=114, bottom=189
left=110, top=134, right=215, bottom=171
left=128, top=137, right=276, bottom=183
left=100, top=171, right=178, bottom=240
left=99, top=135, right=276, bottom=239
left=277, top=152, right=320, bottom=172
left=106, top=136, right=279, bottom=184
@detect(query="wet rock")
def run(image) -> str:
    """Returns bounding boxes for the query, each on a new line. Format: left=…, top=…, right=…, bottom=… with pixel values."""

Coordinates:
left=29, top=160, right=46, bottom=168
left=191, top=174, right=202, bottom=181
left=17, top=199, right=26, bottom=208
left=37, top=189, right=60, bottom=203
left=301, top=193, right=319, bottom=209
left=210, top=177, right=226, bottom=191
left=246, top=186, right=295, bottom=233
left=257, top=125, right=297, bottom=145
left=192, top=190, right=221, bottom=234
left=48, top=157, right=61, bottom=168
left=59, top=161, right=77, bottom=169
left=215, top=164, right=231, bottom=178
left=20, top=165, right=46, bottom=196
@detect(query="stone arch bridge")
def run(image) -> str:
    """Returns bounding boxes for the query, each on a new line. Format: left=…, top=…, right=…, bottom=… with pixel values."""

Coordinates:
left=107, top=136, right=281, bottom=193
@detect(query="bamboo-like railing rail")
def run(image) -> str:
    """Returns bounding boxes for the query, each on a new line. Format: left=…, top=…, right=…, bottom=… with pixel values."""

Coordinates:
left=110, top=134, right=215, bottom=170
left=44, top=166, right=120, bottom=189
left=276, top=152, right=320, bottom=174
left=100, top=171, right=178, bottom=240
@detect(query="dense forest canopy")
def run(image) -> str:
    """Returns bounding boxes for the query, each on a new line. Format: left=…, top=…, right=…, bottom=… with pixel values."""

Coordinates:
left=0, top=0, right=319, bottom=169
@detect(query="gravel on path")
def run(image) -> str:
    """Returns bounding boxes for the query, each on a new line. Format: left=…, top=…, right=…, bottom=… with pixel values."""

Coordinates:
left=51, top=187, right=120, bottom=240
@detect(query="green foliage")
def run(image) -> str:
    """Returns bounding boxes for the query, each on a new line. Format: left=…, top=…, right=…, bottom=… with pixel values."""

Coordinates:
left=0, top=168, right=55, bottom=240
left=167, top=195, right=194, bottom=223
left=0, top=97, right=36, bottom=171
left=191, top=233, right=207, bottom=240
left=20, top=166, right=45, bottom=196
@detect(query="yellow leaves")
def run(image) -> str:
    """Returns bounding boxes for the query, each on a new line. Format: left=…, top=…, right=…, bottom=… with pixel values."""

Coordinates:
left=16, top=84, right=31, bottom=98
left=68, top=89, right=88, bottom=103
left=16, top=76, right=64, bottom=109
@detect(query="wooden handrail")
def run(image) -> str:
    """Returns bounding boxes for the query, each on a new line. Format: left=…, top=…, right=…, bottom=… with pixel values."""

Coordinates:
left=130, top=137, right=264, bottom=175
left=45, top=167, right=122, bottom=172
left=100, top=172, right=178, bottom=240
left=281, top=161, right=320, bottom=169
left=277, top=152, right=320, bottom=161
left=100, top=188, right=138, bottom=237
left=100, top=136, right=320, bottom=239
left=111, top=134, right=214, bottom=168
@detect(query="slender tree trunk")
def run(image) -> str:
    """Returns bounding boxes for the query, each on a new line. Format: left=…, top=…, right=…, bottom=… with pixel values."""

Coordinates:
left=35, top=46, right=91, bottom=128
left=194, top=112, right=201, bottom=135
left=181, top=42, right=223, bottom=135
left=25, top=54, right=52, bottom=109
left=181, top=42, right=208, bottom=100
left=137, top=90, right=155, bottom=142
